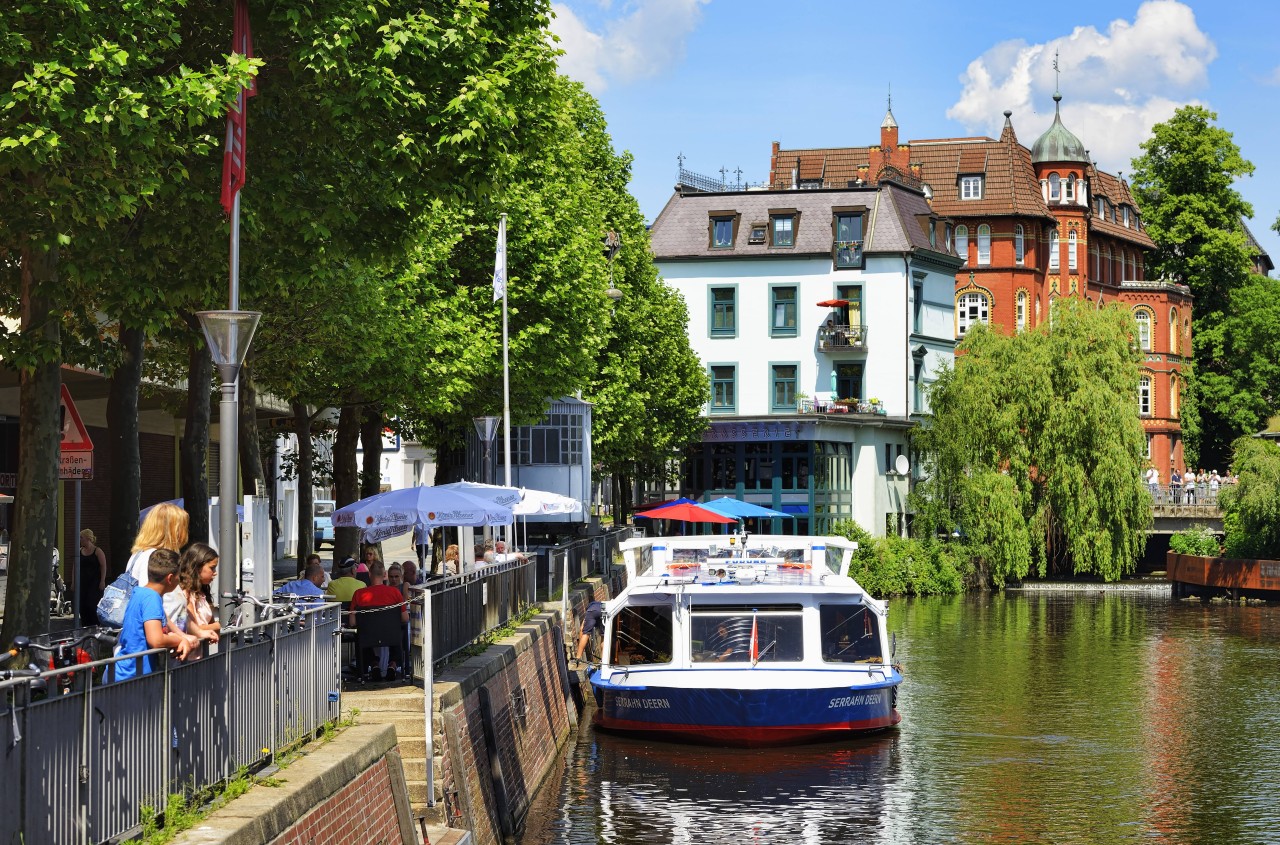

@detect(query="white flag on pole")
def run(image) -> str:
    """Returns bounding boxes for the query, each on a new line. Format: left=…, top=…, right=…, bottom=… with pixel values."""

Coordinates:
left=492, top=215, right=507, bottom=302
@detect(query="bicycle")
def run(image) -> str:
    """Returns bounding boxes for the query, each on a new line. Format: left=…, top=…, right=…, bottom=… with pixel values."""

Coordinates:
left=24, top=627, right=117, bottom=695
left=1, top=636, right=47, bottom=691
left=222, top=591, right=312, bottom=637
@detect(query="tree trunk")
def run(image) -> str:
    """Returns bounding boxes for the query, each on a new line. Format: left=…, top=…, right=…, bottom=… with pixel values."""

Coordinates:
left=333, top=404, right=360, bottom=561
left=180, top=322, right=213, bottom=545
left=293, top=400, right=314, bottom=564
left=238, top=358, right=266, bottom=498
left=360, top=405, right=383, bottom=499
left=107, top=324, right=144, bottom=575
left=1, top=246, right=60, bottom=647
left=432, top=427, right=464, bottom=486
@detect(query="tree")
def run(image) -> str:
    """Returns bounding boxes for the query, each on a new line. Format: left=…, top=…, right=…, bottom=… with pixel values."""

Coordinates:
left=1219, top=436, right=1280, bottom=560
left=1129, top=105, right=1259, bottom=468
left=913, top=299, right=1152, bottom=583
left=0, top=3, right=252, bottom=645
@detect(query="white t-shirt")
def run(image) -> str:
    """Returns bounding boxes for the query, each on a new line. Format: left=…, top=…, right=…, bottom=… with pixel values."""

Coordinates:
left=126, top=548, right=155, bottom=584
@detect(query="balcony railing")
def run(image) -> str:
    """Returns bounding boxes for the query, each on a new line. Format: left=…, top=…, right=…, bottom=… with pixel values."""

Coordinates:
left=818, top=323, right=868, bottom=350
left=797, top=397, right=886, bottom=416
left=834, top=240, right=863, bottom=268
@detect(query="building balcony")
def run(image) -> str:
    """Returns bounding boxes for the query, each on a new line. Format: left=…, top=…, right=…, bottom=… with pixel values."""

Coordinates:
left=818, top=323, right=868, bottom=351
left=797, top=397, right=887, bottom=416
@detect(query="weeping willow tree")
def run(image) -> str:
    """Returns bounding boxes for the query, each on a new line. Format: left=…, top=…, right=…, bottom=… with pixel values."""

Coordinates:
left=1220, top=436, right=1280, bottom=560
left=913, top=299, right=1152, bottom=583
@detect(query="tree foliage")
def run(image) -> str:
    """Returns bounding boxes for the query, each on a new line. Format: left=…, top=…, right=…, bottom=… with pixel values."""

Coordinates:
left=913, top=300, right=1151, bottom=584
left=1219, top=436, right=1280, bottom=560
left=1128, top=105, right=1268, bottom=468
left=833, top=520, right=967, bottom=597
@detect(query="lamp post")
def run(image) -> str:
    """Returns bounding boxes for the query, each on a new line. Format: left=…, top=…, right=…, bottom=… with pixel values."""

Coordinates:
left=604, top=230, right=623, bottom=303
left=473, top=416, right=500, bottom=486
left=197, top=309, right=261, bottom=615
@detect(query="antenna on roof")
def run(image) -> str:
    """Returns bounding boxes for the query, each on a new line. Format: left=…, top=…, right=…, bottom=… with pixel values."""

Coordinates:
left=676, top=151, right=685, bottom=181
left=887, top=82, right=892, bottom=113
left=734, top=167, right=744, bottom=190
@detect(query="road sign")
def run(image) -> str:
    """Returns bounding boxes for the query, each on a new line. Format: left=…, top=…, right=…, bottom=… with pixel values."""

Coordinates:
left=59, top=386, right=93, bottom=480
left=59, top=385, right=93, bottom=452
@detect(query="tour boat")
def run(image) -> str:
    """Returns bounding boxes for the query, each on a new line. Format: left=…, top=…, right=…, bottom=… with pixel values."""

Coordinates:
left=589, top=533, right=902, bottom=747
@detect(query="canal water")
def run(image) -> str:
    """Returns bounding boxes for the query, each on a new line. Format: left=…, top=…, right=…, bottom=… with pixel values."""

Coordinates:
left=519, top=590, right=1280, bottom=844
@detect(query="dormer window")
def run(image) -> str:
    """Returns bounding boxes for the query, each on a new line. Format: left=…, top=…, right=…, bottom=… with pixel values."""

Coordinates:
left=710, top=214, right=737, bottom=249
left=833, top=211, right=864, bottom=269
left=960, top=175, right=983, bottom=200
left=770, top=213, right=796, bottom=247
left=748, top=225, right=767, bottom=245
left=1122, top=206, right=1131, bottom=228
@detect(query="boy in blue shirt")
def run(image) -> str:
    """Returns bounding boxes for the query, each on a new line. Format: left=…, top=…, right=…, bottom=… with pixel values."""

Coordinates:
left=114, top=548, right=198, bottom=681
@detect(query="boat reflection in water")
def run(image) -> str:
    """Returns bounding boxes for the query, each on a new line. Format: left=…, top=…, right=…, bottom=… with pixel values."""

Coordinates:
left=524, top=728, right=904, bottom=845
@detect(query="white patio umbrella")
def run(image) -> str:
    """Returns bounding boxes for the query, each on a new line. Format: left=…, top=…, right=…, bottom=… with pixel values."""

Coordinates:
left=512, top=488, right=584, bottom=550
left=332, top=485, right=513, bottom=544
left=436, top=480, right=522, bottom=508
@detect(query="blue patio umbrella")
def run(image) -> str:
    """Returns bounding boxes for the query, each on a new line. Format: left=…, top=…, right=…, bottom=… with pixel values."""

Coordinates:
left=700, top=497, right=794, bottom=520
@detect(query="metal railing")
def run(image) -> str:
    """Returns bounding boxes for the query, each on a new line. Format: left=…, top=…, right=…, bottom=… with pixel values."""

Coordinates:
left=1148, top=483, right=1227, bottom=509
left=0, top=604, right=342, bottom=845
left=817, top=323, right=868, bottom=349
left=407, top=556, right=534, bottom=673
left=532, top=528, right=632, bottom=602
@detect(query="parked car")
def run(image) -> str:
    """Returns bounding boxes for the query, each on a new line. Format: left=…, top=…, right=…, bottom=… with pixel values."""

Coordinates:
left=313, top=499, right=336, bottom=550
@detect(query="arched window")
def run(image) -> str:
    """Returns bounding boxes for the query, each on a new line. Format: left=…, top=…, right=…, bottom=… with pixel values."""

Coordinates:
left=1049, top=173, right=1061, bottom=201
left=1091, top=245, right=1100, bottom=280
left=1049, top=230, right=1060, bottom=270
left=1134, top=308, right=1152, bottom=351
left=1170, top=377, right=1180, bottom=418
left=1169, top=308, right=1179, bottom=354
left=1139, top=375, right=1152, bottom=417
left=956, top=292, right=989, bottom=337
left=1068, top=230, right=1078, bottom=270
left=1128, top=253, right=1136, bottom=279
left=1066, top=174, right=1076, bottom=201
left=955, top=225, right=969, bottom=264
left=1015, top=224, right=1025, bottom=265
left=977, top=224, right=991, bottom=266
left=1103, top=246, right=1112, bottom=285
left=1016, top=290, right=1028, bottom=332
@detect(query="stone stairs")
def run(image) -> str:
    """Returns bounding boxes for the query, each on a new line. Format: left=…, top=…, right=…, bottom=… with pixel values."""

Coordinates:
left=344, top=685, right=464, bottom=843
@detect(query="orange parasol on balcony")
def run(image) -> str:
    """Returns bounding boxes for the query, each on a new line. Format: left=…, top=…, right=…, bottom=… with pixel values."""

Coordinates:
left=816, top=299, right=849, bottom=307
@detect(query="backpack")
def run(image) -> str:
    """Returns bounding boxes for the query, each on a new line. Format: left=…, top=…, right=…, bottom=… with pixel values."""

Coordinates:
left=97, top=571, right=137, bottom=629
left=98, top=549, right=151, bottom=629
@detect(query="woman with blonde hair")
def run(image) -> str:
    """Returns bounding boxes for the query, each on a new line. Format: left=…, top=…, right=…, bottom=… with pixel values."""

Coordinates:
left=126, top=502, right=190, bottom=584
left=76, top=529, right=108, bottom=624
left=442, top=544, right=460, bottom=577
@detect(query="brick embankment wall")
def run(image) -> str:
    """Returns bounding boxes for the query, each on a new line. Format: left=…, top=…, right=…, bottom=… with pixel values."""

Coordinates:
left=434, top=613, right=577, bottom=845
left=173, top=724, right=416, bottom=845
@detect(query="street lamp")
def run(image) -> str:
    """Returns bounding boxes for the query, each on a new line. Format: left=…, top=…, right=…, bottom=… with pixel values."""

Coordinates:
left=473, top=416, right=500, bottom=486
left=197, top=309, right=261, bottom=615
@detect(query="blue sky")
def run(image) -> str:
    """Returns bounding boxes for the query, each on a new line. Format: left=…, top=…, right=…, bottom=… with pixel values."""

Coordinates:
left=550, top=0, right=1280, bottom=267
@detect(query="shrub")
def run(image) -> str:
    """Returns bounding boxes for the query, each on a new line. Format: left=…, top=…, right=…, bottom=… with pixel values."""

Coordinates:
left=1220, top=437, right=1280, bottom=559
left=833, top=520, right=965, bottom=597
left=1169, top=525, right=1221, bottom=557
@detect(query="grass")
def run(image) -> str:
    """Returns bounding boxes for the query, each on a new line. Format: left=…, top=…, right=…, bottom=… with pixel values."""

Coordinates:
left=452, top=605, right=541, bottom=661
left=133, top=709, right=355, bottom=845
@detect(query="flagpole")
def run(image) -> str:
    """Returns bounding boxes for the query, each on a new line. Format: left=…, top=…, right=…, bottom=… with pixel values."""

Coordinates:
left=500, top=212, right=512, bottom=493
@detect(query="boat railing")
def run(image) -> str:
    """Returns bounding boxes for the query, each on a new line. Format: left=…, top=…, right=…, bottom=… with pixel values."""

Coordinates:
left=621, top=534, right=857, bottom=582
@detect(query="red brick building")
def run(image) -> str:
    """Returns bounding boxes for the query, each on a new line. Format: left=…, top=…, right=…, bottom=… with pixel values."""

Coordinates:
left=770, top=96, right=1192, bottom=478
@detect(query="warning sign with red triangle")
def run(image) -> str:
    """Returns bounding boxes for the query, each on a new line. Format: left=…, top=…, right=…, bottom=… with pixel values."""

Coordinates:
left=59, top=385, right=93, bottom=452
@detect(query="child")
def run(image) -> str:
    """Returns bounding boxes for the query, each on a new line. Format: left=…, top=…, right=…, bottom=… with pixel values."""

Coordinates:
left=114, top=548, right=199, bottom=681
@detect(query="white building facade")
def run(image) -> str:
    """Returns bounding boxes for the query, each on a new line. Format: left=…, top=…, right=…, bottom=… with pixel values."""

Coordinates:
left=650, top=174, right=960, bottom=537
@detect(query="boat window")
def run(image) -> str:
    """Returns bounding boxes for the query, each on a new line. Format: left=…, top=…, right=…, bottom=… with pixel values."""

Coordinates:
left=610, top=605, right=672, bottom=666
left=820, top=604, right=881, bottom=663
left=690, top=611, right=804, bottom=663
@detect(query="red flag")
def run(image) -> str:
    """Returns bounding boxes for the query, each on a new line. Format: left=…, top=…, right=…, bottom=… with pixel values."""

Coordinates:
left=749, top=614, right=759, bottom=662
left=220, top=0, right=257, bottom=215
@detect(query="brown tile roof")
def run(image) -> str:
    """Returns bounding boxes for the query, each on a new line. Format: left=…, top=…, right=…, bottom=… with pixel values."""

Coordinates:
left=1087, top=169, right=1156, bottom=248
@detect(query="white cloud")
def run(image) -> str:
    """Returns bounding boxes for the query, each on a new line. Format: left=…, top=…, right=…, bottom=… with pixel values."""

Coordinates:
left=551, top=0, right=709, bottom=93
left=1265, top=66, right=1280, bottom=87
left=947, top=0, right=1216, bottom=173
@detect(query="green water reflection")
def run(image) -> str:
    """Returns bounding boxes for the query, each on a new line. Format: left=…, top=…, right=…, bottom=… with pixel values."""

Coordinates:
left=523, top=591, right=1280, bottom=844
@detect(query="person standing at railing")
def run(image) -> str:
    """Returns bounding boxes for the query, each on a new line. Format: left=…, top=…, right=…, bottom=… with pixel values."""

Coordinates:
left=1209, top=470, right=1220, bottom=504
left=114, top=549, right=199, bottom=681
left=1185, top=469, right=1197, bottom=504
left=170, top=543, right=221, bottom=652
left=1145, top=466, right=1160, bottom=499
left=126, top=503, right=189, bottom=585
left=1170, top=469, right=1182, bottom=505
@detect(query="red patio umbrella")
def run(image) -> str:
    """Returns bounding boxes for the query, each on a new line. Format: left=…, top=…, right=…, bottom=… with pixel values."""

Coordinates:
left=816, top=298, right=849, bottom=307
left=634, top=502, right=737, bottom=524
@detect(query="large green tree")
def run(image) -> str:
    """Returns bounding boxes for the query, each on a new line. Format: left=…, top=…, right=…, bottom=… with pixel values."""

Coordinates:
left=0, top=2, right=252, bottom=644
left=1129, top=105, right=1261, bottom=468
left=913, top=299, right=1152, bottom=583
left=1219, top=436, right=1280, bottom=560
